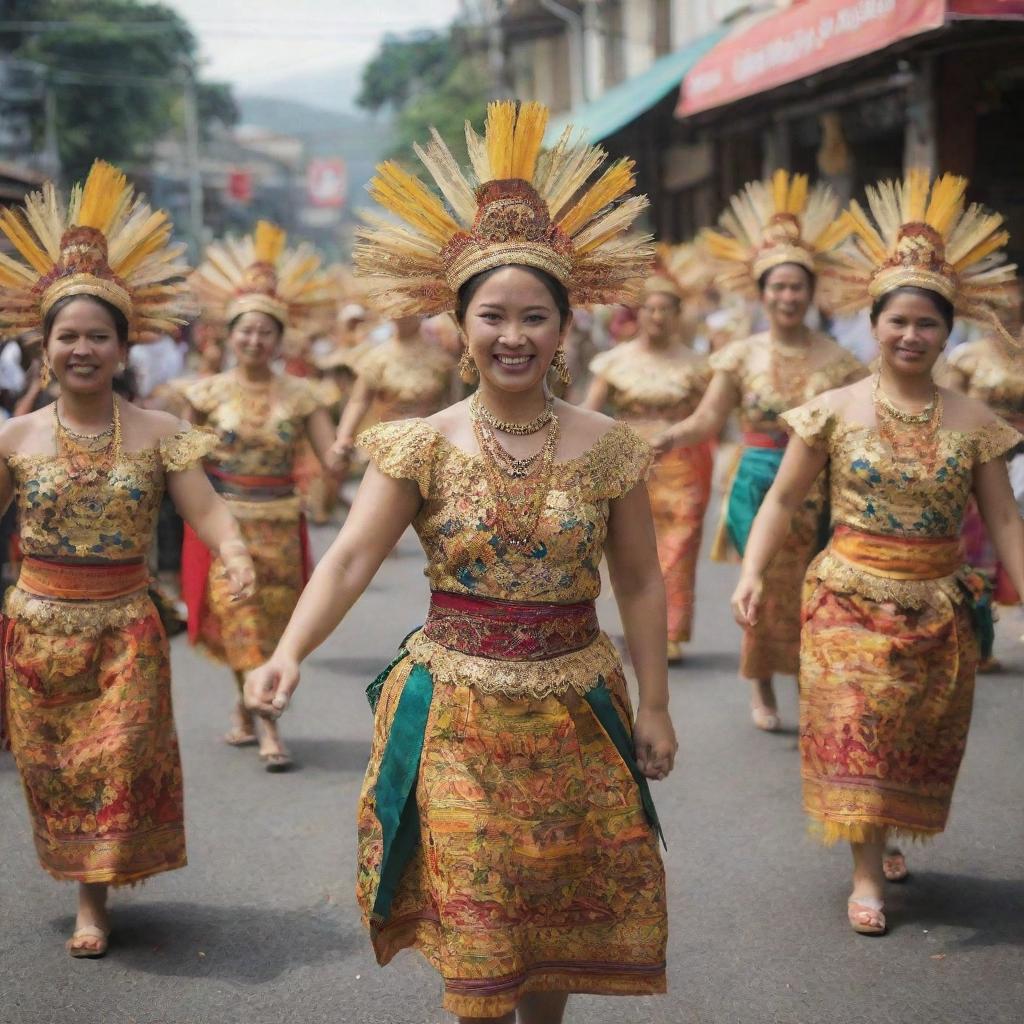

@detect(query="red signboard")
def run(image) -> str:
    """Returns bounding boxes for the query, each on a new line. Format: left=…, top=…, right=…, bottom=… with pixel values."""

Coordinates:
left=227, top=169, right=252, bottom=204
left=307, top=158, right=347, bottom=209
left=676, top=0, right=1024, bottom=117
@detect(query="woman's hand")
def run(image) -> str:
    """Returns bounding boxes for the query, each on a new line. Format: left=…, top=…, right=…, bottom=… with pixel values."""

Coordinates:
left=650, top=426, right=678, bottom=457
left=633, top=706, right=678, bottom=781
left=219, top=539, right=256, bottom=602
left=731, top=572, right=763, bottom=627
left=244, top=655, right=301, bottom=720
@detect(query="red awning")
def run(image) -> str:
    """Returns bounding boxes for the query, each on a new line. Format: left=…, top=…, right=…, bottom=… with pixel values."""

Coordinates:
left=676, top=0, right=1024, bottom=118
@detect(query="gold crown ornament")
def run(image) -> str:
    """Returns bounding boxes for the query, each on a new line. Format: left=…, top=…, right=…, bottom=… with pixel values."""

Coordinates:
left=191, top=220, right=335, bottom=328
left=0, top=160, right=191, bottom=342
left=354, top=100, right=653, bottom=316
left=702, top=170, right=846, bottom=297
left=827, top=170, right=1018, bottom=339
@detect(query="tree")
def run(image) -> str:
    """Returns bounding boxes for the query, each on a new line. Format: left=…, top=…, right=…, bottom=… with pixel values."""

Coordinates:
left=9, top=0, right=236, bottom=183
left=358, top=28, right=490, bottom=166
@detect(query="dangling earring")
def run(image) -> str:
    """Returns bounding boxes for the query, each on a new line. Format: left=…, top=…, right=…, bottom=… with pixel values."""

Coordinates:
left=551, top=347, right=572, bottom=387
left=459, top=348, right=479, bottom=384
left=39, top=355, right=52, bottom=388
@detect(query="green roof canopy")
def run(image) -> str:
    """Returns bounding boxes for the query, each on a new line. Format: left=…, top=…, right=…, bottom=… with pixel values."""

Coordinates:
left=544, top=27, right=729, bottom=146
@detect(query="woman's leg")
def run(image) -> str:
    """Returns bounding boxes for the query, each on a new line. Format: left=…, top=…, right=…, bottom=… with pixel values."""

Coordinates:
left=69, top=882, right=109, bottom=952
left=517, top=993, right=569, bottom=1024
left=225, top=670, right=257, bottom=745
left=848, top=838, right=887, bottom=933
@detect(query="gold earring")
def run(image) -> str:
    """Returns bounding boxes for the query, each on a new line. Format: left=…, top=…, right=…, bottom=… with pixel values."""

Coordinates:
left=459, top=348, right=479, bottom=384
left=551, top=347, right=572, bottom=387
left=40, top=356, right=52, bottom=388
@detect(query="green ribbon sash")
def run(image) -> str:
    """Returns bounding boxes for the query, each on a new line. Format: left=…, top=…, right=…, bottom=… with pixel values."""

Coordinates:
left=725, top=446, right=785, bottom=556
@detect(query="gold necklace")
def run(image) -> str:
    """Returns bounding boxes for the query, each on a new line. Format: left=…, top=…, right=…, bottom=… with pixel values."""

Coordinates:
left=872, top=375, right=942, bottom=473
left=872, top=375, right=937, bottom=423
left=769, top=335, right=813, bottom=397
left=472, top=411, right=560, bottom=548
left=471, top=391, right=554, bottom=436
left=54, top=397, right=123, bottom=479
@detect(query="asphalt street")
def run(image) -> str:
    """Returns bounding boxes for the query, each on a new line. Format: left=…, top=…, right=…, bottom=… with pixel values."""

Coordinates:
left=2, top=508, right=1023, bottom=1024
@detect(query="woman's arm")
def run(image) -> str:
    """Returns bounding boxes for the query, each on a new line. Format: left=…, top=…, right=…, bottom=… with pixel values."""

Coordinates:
left=975, top=457, right=1024, bottom=597
left=166, top=465, right=255, bottom=598
left=605, top=481, right=677, bottom=780
left=244, top=466, right=421, bottom=717
left=580, top=375, right=610, bottom=413
left=305, top=405, right=343, bottom=472
left=331, top=377, right=375, bottom=458
left=652, top=371, right=737, bottom=453
left=731, top=437, right=828, bottom=626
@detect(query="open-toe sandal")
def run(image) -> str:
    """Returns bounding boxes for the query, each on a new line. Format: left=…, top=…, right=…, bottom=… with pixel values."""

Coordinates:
left=847, top=898, right=887, bottom=936
left=260, top=751, right=293, bottom=773
left=750, top=704, right=781, bottom=732
left=66, top=925, right=109, bottom=959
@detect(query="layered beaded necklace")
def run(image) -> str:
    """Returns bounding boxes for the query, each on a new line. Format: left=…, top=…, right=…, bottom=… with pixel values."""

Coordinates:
left=872, top=374, right=942, bottom=473
left=54, top=396, right=122, bottom=483
left=470, top=392, right=559, bottom=548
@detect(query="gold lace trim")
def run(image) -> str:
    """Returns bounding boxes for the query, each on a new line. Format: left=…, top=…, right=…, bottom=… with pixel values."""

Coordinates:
left=780, top=403, right=832, bottom=448
left=224, top=494, right=302, bottom=521
left=4, top=586, right=153, bottom=636
left=974, top=419, right=1022, bottom=463
left=811, top=551, right=968, bottom=609
left=404, top=628, right=620, bottom=698
left=159, top=427, right=218, bottom=472
left=358, top=419, right=437, bottom=498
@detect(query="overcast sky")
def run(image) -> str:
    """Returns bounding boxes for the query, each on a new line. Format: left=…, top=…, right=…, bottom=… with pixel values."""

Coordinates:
left=164, top=0, right=463, bottom=93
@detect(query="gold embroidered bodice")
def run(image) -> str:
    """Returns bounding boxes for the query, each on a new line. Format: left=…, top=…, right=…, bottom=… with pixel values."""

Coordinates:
left=3, top=427, right=216, bottom=633
left=183, top=371, right=321, bottom=480
left=589, top=340, right=710, bottom=438
left=359, top=417, right=651, bottom=697
left=357, top=336, right=454, bottom=419
left=783, top=401, right=1021, bottom=607
left=709, top=332, right=867, bottom=436
left=947, top=338, right=1024, bottom=429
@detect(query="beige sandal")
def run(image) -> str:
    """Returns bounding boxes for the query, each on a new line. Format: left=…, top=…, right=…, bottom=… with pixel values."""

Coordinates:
left=66, top=925, right=109, bottom=959
left=847, top=897, right=887, bottom=936
left=750, top=704, right=781, bottom=732
left=260, top=750, right=293, bottom=772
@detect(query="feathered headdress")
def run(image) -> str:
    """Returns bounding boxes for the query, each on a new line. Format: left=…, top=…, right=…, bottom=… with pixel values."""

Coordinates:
left=191, top=220, right=335, bottom=327
left=0, top=160, right=191, bottom=342
left=826, top=170, right=1018, bottom=336
left=645, top=241, right=714, bottom=299
left=354, top=100, right=653, bottom=315
left=702, top=170, right=845, bottom=296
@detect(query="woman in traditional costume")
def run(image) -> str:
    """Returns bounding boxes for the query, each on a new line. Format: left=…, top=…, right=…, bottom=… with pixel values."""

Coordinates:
left=654, top=172, right=866, bottom=729
left=0, top=162, right=255, bottom=957
left=946, top=313, right=1024, bottom=665
left=583, top=265, right=712, bottom=662
left=181, top=222, right=338, bottom=771
left=732, top=171, right=1024, bottom=935
left=245, top=102, right=674, bottom=1023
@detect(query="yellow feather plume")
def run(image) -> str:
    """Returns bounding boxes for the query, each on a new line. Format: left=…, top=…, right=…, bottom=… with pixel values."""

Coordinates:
left=509, top=101, right=548, bottom=181
left=786, top=174, right=808, bottom=216
left=924, top=174, right=966, bottom=237
left=484, top=101, right=517, bottom=180
left=253, top=220, right=286, bottom=265
left=76, top=161, right=130, bottom=233
left=368, top=162, right=460, bottom=245
left=558, top=159, right=636, bottom=238
left=0, top=208, right=52, bottom=275
left=905, top=168, right=929, bottom=223
left=771, top=169, right=788, bottom=214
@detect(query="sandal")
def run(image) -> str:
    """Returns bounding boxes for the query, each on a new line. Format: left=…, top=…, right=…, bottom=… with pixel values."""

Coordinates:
left=666, top=641, right=684, bottom=664
left=66, top=925, right=109, bottom=959
left=883, top=851, right=910, bottom=883
left=847, top=897, right=887, bottom=936
left=750, top=704, right=781, bottom=732
left=260, top=750, right=293, bottom=773
left=223, top=726, right=258, bottom=747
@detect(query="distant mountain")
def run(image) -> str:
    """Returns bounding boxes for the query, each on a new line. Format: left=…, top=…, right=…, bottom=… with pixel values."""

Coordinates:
left=242, top=63, right=363, bottom=115
left=238, top=95, right=394, bottom=208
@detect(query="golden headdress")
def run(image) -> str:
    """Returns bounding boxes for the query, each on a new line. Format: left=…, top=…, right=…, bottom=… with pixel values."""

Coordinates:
left=826, top=170, right=1018, bottom=335
left=702, top=170, right=845, bottom=296
left=191, top=220, right=334, bottom=327
left=354, top=100, right=653, bottom=315
left=645, top=241, right=714, bottom=299
left=0, top=160, right=190, bottom=342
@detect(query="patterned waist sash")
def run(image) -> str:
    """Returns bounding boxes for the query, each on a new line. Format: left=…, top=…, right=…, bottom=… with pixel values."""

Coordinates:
left=206, top=464, right=295, bottom=500
left=830, top=525, right=964, bottom=580
left=17, top=556, right=149, bottom=601
left=742, top=431, right=788, bottom=450
left=422, top=591, right=600, bottom=661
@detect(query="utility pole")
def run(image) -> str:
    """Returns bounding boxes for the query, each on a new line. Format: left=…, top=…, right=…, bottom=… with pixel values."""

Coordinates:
left=180, top=61, right=204, bottom=261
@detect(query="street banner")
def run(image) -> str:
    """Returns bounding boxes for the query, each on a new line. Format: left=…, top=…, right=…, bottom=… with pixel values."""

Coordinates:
left=307, top=158, right=347, bottom=209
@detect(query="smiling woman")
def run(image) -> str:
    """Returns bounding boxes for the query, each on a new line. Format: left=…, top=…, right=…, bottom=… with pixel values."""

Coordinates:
left=242, top=101, right=674, bottom=1024
left=0, top=161, right=255, bottom=959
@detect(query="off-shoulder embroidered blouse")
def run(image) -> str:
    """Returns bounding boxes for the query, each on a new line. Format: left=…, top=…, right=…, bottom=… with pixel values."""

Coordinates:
left=709, top=332, right=867, bottom=435
left=358, top=418, right=651, bottom=697
left=782, top=401, right=1021, bottom=607
left=182, top=371, right=321, bottom=481
left=589, top=341, right=710, bottom=434
left=4, top=426, right=216, bottom=633
left=947, top=338, right=1024, bottom=429
left=356, top=337, right=454, bottom=418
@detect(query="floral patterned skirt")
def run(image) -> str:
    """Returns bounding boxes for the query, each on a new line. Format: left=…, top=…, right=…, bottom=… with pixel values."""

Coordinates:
left=800, top=571, right=977, bottom=844
left=357, top=656, right=667, bottom=1018
left=649, top=443, right=712, bottom=643
left=2, top=598, right=185, bottom=884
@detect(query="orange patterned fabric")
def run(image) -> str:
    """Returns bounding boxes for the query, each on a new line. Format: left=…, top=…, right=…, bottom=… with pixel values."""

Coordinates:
left=18, top=556, right=148, bottom=601
left=358, top=659, right=666, bottom=1018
